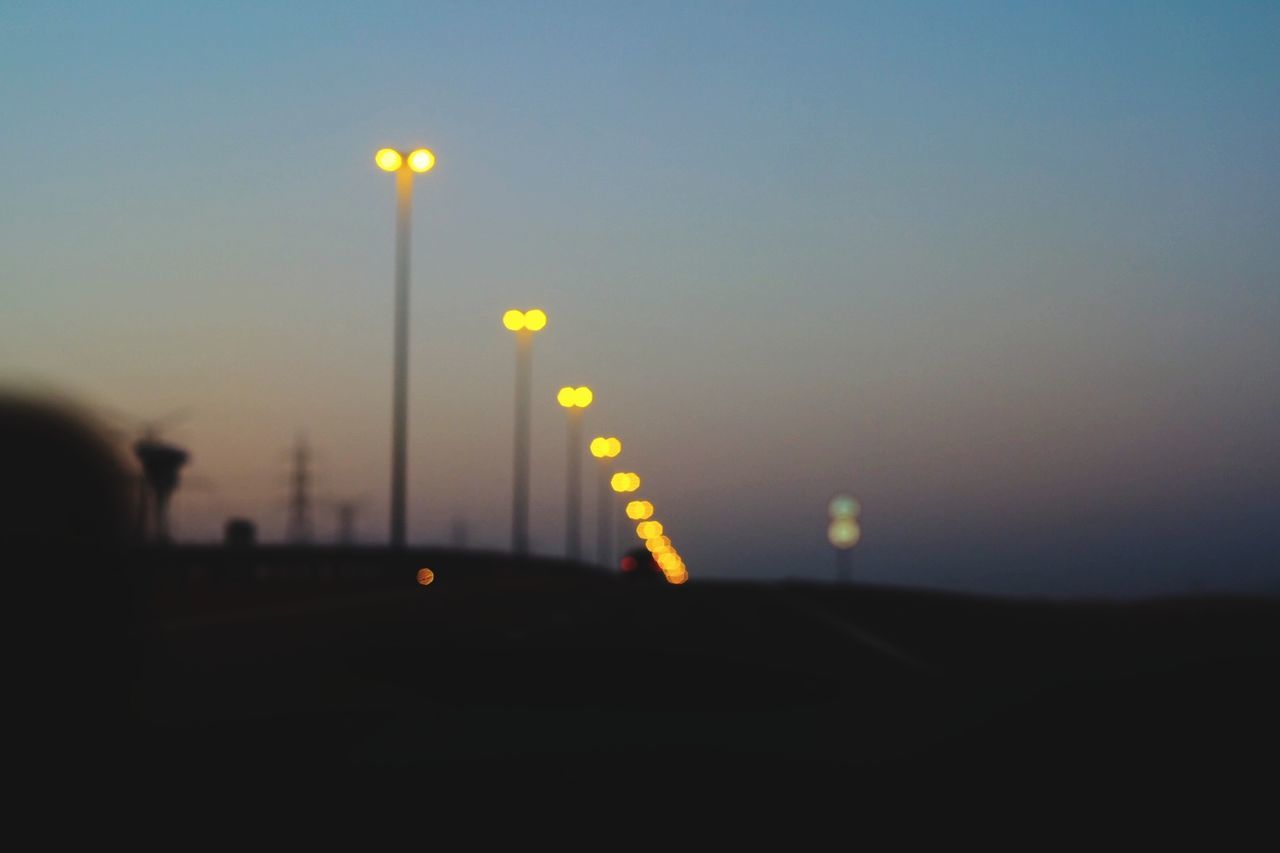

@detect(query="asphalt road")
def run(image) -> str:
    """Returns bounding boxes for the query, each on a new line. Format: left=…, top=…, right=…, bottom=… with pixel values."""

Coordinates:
left=125, top=566, right=1280, bottom=781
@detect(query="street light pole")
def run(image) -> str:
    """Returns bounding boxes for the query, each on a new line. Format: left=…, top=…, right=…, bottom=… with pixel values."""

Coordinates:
left=590, top=436, right=621, bottom=566
left=390, top=166, right=412, bottom=549
left=596, top=456, right=610, bottom=565
left=376, top=147, right=435, bottom=549
left=566, top=407, right=583, bottom=560
left=512, top=330, right=532, bottom=554
left=504, top=308, right=546, bottom=555
left=557, top=386, right=593, bottom=561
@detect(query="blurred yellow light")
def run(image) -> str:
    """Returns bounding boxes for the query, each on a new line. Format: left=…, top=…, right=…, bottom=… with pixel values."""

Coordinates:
left=645, top=535, right=671, bottom=553
left=524, top=309, right=547, bottom=331
left=376, top=148, right=403, bottom=171
left=610, top=472, right=630, bottom=492
left=636, top=520, right=663, bottom=539
left=557, top=387, right=576, bottom=408
left=828, top=518, right=861, bottom=549
left=407, top=148, right=435, bottom=173
left=416, top=567, right=435, bottom=586
left=625, top=500, right=653, bottom=520
left=589, top=437, right=607, bottom=458
left=503, top=309, right=526, bottom=331
left=573, top=386, right=593, bottom=408
left=605, top=437, right=621, bottom=457
left=628, top=473, right=640, bottom=491
left=668, top=569, right=688, bottom=585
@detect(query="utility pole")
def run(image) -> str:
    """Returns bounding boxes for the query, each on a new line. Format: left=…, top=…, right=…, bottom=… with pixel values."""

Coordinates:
left=286, top=433, right=314, bottom=544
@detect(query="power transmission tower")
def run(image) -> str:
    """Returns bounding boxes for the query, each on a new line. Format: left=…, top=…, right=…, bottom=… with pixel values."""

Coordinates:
left=286, top=433, right=314, bottom=544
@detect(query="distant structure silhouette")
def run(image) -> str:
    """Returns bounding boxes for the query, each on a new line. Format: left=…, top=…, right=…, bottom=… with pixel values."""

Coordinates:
left=134, top=429, right=189, bottom=543
left=334, top=499, right=361, bottom=545
left=224, top=516, right=257, bottom=547
left=286, top=433, right=314, bottom=544
left=2, top=392, right=135, bottom=774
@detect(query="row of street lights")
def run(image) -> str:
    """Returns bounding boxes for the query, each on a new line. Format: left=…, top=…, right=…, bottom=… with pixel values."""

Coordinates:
left=375, top=144, right=688, bottom=581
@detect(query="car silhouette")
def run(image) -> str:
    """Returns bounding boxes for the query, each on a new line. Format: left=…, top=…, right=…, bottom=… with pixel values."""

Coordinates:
left=618, top=546, right=665, bottom=583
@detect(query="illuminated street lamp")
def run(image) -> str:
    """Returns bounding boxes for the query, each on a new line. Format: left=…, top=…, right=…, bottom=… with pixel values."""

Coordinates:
left=557, top=386, right=593, bottom=560
left=609, top=472, right=640, bottom=493
left=504, top=308, right=548, bottom=555
left=589, top=435, right=621, bottom=566
left=828, top=493, right=862, bottom=583
left=625, top=500, right=653, bottom=520
left=375, top=146, right=436, bottom=548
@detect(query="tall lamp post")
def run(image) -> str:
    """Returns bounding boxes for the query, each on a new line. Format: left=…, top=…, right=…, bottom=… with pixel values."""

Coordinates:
left=557, top=386, right=593, bottom=560
left=504, top=308, right=547, bottom=554
left=375, top=146, right=435, bottom=548
left=828, top=494, right=861, bottom=583
left=611, top=471, right=642, bottom=571
left=589, top=436, right=622, bottom=566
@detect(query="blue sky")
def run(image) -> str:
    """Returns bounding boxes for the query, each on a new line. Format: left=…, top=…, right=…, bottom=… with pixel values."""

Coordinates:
left=3, top=2, right=1278, bottom=596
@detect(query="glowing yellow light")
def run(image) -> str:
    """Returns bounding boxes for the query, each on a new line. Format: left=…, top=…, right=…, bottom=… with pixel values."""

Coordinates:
left=407, top=148, right=435, bottom=173
left=605, top=437, right=621, bottom=457
left=645, top=535, right=671, bottom=553
left=636, top=520, right=663, bottom=539
left=376, top=148, right=403, bottom=171
left=610, top=472, right=640, bottom=492
left=625, top=500, right=653, bottom=520
left=524, top=309, right=547, bottom=331
left=573, top=386, right=593, bottom=408
left=828, top=518, right=861, bottom=549
left=557, top=387, right=576, bottom=408
left=416, top=567, right=435, bottom=586
left=503, top=309, right=526, bottom=331
left=590, top=436, right=608, bottom=458
left=668, top=569, right=688, bottom=585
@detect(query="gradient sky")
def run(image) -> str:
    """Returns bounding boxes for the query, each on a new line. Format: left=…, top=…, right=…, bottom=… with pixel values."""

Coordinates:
left=3, top=1, right=1278, bottom=596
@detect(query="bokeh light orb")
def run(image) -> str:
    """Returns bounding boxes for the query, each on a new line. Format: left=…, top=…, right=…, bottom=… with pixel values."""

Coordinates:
left=590, top=436, right=608, bottom=458
left=605, top=437, right=621, bottom=457
left=416, top=567, right=435, bottom=586
left=407, top=148, right=436, bottom=173
left=829, top=494, right=860, bottom=519
left=524, top=309, right=547, bottom=331
left=557, top=387, right=576, bottom=408
left=573, top=386, right=593, bottom=408
left=828, top=518, right=861, bottom=549
left=375, top=148, right=403, bottom=172
left=503, top=309, right=526, bottom=331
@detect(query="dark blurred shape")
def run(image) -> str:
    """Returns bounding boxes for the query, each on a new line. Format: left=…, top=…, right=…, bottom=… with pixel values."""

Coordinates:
left=224, top=517, right=257, bottom=547
left=134, top=432, right=188, bottom=543
left=1, top=390, right=136, bottom=774
left=619, top=546, right=664, bottom=583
